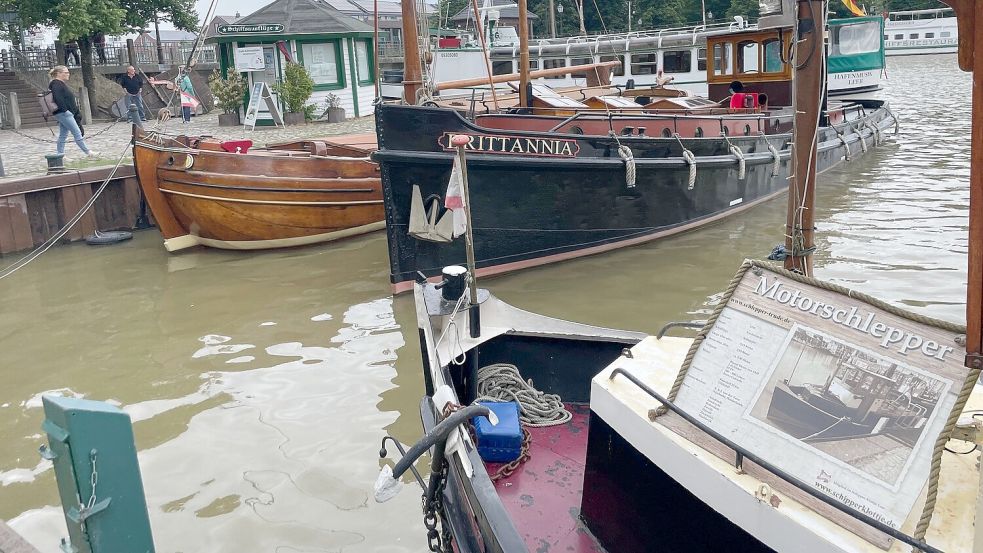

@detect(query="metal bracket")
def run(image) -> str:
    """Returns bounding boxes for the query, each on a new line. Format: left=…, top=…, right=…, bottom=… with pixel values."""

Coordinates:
left=67, top=497, right=111, bottom=524
left=38, top=444, right=58, bottom=460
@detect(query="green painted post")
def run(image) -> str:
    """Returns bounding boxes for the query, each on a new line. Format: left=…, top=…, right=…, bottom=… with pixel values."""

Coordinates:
left=40, top=396, right=155, bottom=553
left=346, top=38, right=360, bottom=118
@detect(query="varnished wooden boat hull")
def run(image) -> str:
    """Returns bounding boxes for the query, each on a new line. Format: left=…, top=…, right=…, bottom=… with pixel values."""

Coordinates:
left=133, top=135, right=384, bottom=252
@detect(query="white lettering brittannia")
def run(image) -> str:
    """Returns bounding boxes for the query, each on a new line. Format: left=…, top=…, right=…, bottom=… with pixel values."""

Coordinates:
left=446, top=134, right=577, bottom=157
left=752, top=276, right=955, bottom=361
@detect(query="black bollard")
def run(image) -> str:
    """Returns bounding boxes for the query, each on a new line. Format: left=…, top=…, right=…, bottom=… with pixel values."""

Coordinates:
left=45, top=153, right=66, bottom=174
left=440, top=265, right=468, bottom=302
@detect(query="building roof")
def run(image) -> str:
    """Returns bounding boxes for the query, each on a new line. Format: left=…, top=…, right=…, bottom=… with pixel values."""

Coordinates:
left=450, top=0, right=538, bottom=22
left=319, top=0, right=404, bottom=16
left=224, top=0, right=373, bottom=36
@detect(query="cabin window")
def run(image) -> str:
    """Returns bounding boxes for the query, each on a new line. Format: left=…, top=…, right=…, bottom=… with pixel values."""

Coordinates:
left=298, top=40, right=344, bottom=89
left=941, top=31, right=952, bottom=38
left=543, top=58, right=566, bottom=79
left=570, top=57, right=594, bottom=78
left=492, top=60, right=513, bottom=75
left=763, top=39, right=782, bottom=73
left=925, top=32, right=935, bottom=38
left=528, top=59, right=540, bottom=71
left=663, top=50, right=692, bottom=73
left=355, top=40, right=374, bottom=85
left=713, top=43, right=733, bottom=76
left=600, top=55, right=625, bottom=76
left=910, top=33, right=919, bottom=39
left=630, top=52, right=658, bottom=75
left=883, top=34, right=888, bottom=40
left=835, top=20, right=882, bottom=55
left=738, top=41, right=759, bottom=74
left=893, top=34, right=903, bottom=40
left=697, top=48, right=707, bottom=71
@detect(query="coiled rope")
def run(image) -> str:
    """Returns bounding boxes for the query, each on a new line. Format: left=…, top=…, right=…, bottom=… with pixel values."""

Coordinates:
left=475, top=363, right=572, bottom=427
left=617, top=144, right=637, bottom=188
left=766, top=142, right=782, bottom=176
left=674, top=134, right=697, bottom=190
left=725, top=137, right=746, bottom=180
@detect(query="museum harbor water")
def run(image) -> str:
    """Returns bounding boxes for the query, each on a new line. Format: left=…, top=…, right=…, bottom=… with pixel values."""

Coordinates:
left=0, top=54, right=972, bottom=552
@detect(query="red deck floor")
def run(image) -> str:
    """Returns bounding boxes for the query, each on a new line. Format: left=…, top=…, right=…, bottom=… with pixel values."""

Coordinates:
left=484, top=403, right=604, bottom=552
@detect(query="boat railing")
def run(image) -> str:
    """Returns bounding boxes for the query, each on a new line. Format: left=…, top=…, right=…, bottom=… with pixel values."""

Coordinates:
left=608, top=367, right=943, bottom=553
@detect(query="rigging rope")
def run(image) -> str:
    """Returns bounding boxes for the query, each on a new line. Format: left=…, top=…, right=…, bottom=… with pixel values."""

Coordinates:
left=475, top=364, right=572, bottom=427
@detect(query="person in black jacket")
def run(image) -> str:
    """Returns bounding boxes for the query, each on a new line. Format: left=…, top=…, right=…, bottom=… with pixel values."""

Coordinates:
left=48, top=65, right=97, bottom=158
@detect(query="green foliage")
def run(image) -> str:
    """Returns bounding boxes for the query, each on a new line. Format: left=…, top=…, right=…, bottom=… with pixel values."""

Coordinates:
left=208, top=69, right=246, bottom=114
left=272, top=62, right=315, bottom=114
left=725, top=0, right=759, bottom=21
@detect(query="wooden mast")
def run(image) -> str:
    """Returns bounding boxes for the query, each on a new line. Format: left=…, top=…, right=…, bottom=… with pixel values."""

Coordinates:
left=517, top=0, right=530, bottom=107
left=942, top=0, right=982, bottom=369
left=783, top=0, right=825, bottom=277
left=400, top=0, right=424, bottom=104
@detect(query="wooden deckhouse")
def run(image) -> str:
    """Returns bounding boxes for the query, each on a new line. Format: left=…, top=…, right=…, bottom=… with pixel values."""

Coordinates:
left=707, top=28, right=794, bottom=106
left=206, top=0, right=376, bottom=125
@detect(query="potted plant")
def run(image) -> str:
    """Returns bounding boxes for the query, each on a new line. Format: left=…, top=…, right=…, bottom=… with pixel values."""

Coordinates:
left=325, top=93, right=345, bottom=123
left=208, top=69, right=246, bottom=126
left=273, top=62, right=314, bottom=126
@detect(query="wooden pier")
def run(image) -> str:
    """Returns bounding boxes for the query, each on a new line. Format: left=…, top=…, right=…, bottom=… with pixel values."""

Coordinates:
left=0, top=165, right=145, bottom=255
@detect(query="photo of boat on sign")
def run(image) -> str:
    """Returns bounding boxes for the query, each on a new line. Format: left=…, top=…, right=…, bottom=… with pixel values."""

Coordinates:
left=748, top=325, right=948, bottom=486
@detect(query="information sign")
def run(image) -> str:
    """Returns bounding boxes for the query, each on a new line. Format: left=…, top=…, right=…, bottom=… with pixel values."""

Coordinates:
left=217, top=24, right=283, bottom=35
left=242, top=81, right=283, bottom=130
left=235, top=47, right=266, bottom=72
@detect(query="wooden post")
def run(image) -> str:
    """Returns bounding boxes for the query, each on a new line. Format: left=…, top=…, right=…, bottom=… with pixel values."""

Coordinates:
left=8, top=91, right=21, bottom=129
left=518, top=0, right=530, bottom=107
left=783, top=0, right=825, bottom=277
left=399, top=0, right=423, bottom=103
left=942, top=0, right=982, bottom=368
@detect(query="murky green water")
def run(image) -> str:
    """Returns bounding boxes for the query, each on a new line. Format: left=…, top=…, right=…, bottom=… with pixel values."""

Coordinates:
left=0, top=54, right=970, bottom=552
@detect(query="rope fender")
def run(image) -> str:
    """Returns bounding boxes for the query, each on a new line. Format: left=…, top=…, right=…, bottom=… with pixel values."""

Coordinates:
left=854, top=124, right=869, bottom=153
left=766, top=143, right=781, bottom=176
left=674, top=134, right=697, bottom=190
left=725, top=137, right=746, bottom=180
left=617, top=144, right=637, bottom=188
left=835, top=129, right=852, bottom=161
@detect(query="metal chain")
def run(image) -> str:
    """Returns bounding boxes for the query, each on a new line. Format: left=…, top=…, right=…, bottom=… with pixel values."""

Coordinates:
left=422, top=459, right=451, bottom=553
left=5, top=117, right=126, bottom=144
left=491, top=427, right=531, bottom=481
left=86, top=450, right=99, bottom=511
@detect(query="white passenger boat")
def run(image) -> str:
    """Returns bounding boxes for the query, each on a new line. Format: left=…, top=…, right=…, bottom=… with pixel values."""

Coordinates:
left=884, top=8, right=958, bottom=56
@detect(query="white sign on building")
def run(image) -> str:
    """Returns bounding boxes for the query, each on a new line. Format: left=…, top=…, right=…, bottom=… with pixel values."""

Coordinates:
left=235, top=46, right=266, bottom=72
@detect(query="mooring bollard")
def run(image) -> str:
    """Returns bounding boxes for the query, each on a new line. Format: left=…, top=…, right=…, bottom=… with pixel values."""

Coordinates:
left=45, top=153, right=66, bottom=174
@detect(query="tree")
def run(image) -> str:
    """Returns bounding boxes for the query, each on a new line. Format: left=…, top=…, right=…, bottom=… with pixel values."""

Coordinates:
left=9, top=0, right=198, bottom=117
left=725, top=0, right=759, bottom=21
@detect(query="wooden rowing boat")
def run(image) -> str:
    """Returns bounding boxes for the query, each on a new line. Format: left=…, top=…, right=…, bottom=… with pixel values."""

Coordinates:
left=132, top=132, right=384, bottom=252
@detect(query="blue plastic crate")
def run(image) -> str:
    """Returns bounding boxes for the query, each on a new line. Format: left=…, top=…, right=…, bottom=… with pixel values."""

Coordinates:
left=473, top=401, right=522, bottom=463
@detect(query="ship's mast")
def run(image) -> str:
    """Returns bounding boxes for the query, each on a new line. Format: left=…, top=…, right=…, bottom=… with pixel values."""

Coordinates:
left=941, top=0, right=982, bottom=371
left=518, top=0, right=531, bottom=107
left=784, top=0, right=825, bottom=277
left=400, top=0, right=425, bottom=104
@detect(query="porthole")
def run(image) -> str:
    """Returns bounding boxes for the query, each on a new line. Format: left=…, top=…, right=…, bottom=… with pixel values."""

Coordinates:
left=570, top=126, right=584, bottom=135
left=695, top=127, right=704, bottom=138
left=744, top=124, right=752, bottom=136
left=721, top=126, right=729, bottom=136
left=661, top=128, right=672, bottom=138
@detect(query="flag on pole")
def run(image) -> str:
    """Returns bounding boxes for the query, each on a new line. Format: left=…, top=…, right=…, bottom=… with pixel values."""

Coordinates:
left=841, top=0, right=866, bottom=16
left=444, top=156, right=467, bottom=238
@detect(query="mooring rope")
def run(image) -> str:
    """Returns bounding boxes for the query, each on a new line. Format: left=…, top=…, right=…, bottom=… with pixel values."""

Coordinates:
left=884, top=105, right=900, bottom=135
left=834, top=128, right=852, bottom=161
left=854, top=123, right=869, bottom=153
left=766, top=142, right=782, bottom=176
left=475, top=363, right=572, bottom=427
left=725, top=137, right=746, bottom=180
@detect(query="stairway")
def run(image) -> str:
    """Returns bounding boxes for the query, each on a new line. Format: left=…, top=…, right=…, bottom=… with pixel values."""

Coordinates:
left=0, top=71, right=51, bottom=129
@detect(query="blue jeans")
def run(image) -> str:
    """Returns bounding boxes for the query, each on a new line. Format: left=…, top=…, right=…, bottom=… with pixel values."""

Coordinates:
left=54, top=111, right=90, bottom=155
left=182, top=106, right=192, bottom=122
left=127, top=93, right=145, bottom=120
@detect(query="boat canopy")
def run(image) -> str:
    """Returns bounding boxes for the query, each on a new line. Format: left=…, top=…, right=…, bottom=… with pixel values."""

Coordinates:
left=828, top=16, right=885, bottom=74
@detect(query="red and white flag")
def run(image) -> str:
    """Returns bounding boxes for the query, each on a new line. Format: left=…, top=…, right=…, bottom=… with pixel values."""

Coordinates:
left=444, top=156, right=467, bottom=238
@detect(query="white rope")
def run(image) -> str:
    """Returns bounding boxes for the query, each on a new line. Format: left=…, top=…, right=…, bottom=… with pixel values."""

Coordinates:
left=885, top=105, right=900, bottom=135
left=767, top=142, right=781, bottom=176
left=674, top=133, right=697, bottom=190
left=836, top=131, right=851, bottom=161
left=856, top=124, right=868, bottom=153
left=617, top=144, right=636, bottom=188
left=475, top=363, right=572, bottom=427
left=433, top=287, right=470, bottom=368
left=727, top=139, right=746, bottom=180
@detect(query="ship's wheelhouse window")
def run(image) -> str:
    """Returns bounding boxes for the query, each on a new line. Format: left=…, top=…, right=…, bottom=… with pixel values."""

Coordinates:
left=941, top=31, right=952, bottom=38
left=894, top=34, right=903, bottom=40
left=713, top=42, right=733, bottom=75
left=697, top=48, right=707, bottom=71
left=738, top=41, right=759, bottom=74
left=600, top=55, right=626, bottom=76
left=630, top=52, right=658, bottom=75
left=910, top=33, right=919, bottom=39
left=543, top=58, right=564, bottom=78
left=528, top=59, right=540, bottom=70
left=925, top=32, right=935, bottom=38
left=570, top=57, right=594, bottom=78
left=663, top=50, right=692, bottom=73
left=763, top=39, right=782, bottom=73
left=492, top=60, right=513, bottom=75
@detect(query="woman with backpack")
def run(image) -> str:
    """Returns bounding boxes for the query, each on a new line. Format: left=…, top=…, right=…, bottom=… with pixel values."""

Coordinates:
left=48, top=65, right=98, bottom=158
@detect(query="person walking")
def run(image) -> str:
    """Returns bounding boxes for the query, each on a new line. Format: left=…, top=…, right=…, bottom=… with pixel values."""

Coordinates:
left=64, top=40, right=80, bottom=66
left=177, top=72, right=199, bottom=124
left=120, top=66, right=146, bottom=121
left=48, top=65, right=97, bottom=158
left=92, top=31, right=107, bottom=64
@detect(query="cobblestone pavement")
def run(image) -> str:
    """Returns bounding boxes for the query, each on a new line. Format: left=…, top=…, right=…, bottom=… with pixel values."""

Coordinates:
left=0, top=112, right=377, bottom=180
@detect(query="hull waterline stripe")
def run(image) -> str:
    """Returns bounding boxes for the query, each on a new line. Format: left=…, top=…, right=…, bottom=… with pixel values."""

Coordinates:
left=159, top=176, right=377, bottom=194
left=159, top=188, right=384, bottom=206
